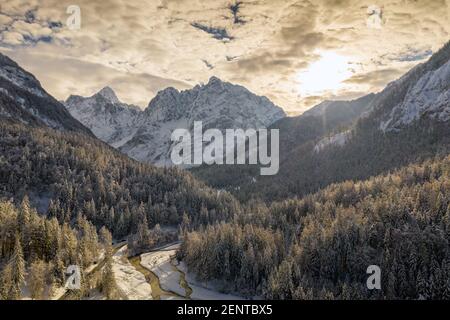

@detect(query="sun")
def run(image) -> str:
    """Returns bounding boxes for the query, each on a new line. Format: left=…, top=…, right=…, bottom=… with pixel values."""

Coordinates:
left=297, top=51, right=353, bottom=96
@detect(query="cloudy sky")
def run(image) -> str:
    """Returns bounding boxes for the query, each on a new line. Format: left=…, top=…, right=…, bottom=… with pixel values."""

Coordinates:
left=0, top=0, right=449, bottom=114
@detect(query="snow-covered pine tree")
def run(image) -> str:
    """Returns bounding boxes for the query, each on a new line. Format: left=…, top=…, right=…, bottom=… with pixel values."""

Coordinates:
left=9, top=233, right=26, bottom=299
left=28, top=259, right=47, bottom=300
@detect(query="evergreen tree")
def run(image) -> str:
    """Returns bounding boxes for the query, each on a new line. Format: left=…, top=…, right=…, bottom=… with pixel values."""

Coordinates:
left=0, top=263, right=13, bottom=300
left=28, top=259, right=47, bottom=300
left=101, top=244, right=116, bottom=299
left=9, top=233, right=26, bottom=300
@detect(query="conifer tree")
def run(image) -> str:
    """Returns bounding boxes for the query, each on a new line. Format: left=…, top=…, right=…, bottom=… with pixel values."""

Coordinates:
left=0, top=263, right=13, bottom=300
left=9, top=233, right=26, bottom=300
left=18, top=196, right=31, bottom=233
left=101, top=244, right=116, bottom=299
left=28, top=259, right=47, bottom=300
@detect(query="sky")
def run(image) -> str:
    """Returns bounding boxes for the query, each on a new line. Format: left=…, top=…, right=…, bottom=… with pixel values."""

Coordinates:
left=0, top=0, right=449, bottom=115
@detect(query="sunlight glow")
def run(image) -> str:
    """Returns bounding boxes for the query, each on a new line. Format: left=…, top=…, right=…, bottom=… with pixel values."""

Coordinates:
left=297, top=52, right=353, bottom=96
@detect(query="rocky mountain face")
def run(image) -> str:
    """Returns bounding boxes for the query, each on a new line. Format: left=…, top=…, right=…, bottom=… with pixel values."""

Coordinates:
left=379, top=58, right=450, bottom=132
left=0, top=53, right=92, bottom=135
left=65, top=76, right=286, bottom=166
left=369, top=42, right=450, bottom=132
left=65, top=87, right=142, bottom=148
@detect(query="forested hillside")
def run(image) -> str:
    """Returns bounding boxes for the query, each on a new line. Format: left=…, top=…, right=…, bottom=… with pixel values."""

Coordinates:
left=191, top=94, right=377, bottom=195
left=0, top=198, right=105, bottom=299
left=180, top=155, right=450, bottom=299
left=192, top=113, right=450, bottom=203
left=0, top=120, right=241, bottom=238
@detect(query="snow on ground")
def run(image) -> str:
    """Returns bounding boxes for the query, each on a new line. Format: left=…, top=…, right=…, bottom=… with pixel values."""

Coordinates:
left=20, top=247, right=107, bottom=300
left=140, top=245, right=185, bottom=297
left=177, top=262, right=244, bottom=300
left=85, top=250, right=105, bottom=274
left=381, top=59, right=450, bottom=131
left=21, top=280, right=67, bottom=300
left=0, top=66, right=47, bottom=98
left=112, top=245, right=152, bottom=300
left=314, top=130, right=350, bottom=153
left=83, top=289, right=106, bottom=300
left=50, top=286, right=67, bottom=300
left=139, top=242, right=245, bottom=300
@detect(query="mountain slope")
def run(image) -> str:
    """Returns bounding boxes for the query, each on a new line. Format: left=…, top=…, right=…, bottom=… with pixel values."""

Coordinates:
left=0, top=53, right=92, bottom=135
left=191, top=93, right=377, bottom=189
left=0, top=120, right=241, bottom=238
left=182, top=154, right=450, bottom=299
left=66, top=76, right=286, bottom=166
left=303, top=93, right=375, bottom=122
left=191, top=41, right=450, bottom=202
left=379, top=55, right=450, bottom=131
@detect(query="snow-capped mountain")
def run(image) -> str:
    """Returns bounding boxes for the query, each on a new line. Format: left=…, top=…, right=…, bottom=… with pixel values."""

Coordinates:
left=66, top=76, right=286, bottom=166
left=380, top=58, right=450, bottom=131
left=0, top=53, right=91, bottom=134
left=371, top=42, right=450, bottom=132
left=313, top=130, right=351, bottom=153
left=65, top=87, right=142, bottom=148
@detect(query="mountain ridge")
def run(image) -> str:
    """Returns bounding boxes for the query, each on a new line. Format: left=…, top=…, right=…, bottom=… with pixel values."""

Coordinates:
left=65, top=76, right=286, bottom=166
left=0, top=53, right=93, bottom=135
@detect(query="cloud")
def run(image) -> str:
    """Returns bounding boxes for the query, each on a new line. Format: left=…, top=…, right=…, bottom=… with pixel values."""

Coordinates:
left=2, top=48, right=191, bottom=108
left=202, top=59, right=214, bottom=70
left=344, top=68, right=404, bottom=87
left=0, top=0, right=448, bottom=113
left=228, top=1, right=246, bottom=25
left=0, top=5, right=65, bottom=47
left=191, top=22, right=234, bottom=41
left=390, top=49, right=433, bottom=62
left=2, top=32, right=25, bottom=45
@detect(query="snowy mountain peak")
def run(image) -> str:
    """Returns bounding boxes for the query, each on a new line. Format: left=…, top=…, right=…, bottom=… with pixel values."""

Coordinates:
left=207, top=76, right=222, bottom=85
left=155, top=87, right=180, bottom=100
left=96, top=86, right=120, bottom=104
left=67, top=77, right=286, bottom=166
left=64, top=87, right=142, bottom=148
